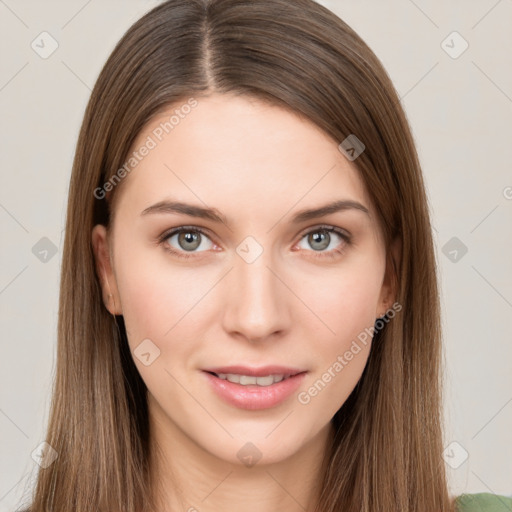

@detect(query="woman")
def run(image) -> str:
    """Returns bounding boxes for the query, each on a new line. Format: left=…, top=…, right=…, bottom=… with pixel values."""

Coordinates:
left=19, top=0, right=511, bottom=511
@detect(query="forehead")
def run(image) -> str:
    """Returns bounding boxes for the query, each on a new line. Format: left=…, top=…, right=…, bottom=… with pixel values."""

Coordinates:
left=114, top=93, right=374, bottom=225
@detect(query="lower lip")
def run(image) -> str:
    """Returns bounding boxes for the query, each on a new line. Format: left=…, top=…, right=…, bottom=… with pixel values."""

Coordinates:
left=202, top=371, right=307, bottom=410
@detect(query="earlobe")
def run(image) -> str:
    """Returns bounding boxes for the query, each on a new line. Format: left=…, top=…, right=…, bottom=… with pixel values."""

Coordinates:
left=91, top=224, right=122, bottom=315
left=377, top=235, right=401, bottom=317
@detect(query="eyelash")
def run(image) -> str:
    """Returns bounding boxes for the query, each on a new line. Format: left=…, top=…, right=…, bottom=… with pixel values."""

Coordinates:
left=157, top=224, right=352, bottom=261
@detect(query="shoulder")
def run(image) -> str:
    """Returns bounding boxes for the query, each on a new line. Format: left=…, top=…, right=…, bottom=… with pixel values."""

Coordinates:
left=454, top=492, right=512, bottom=511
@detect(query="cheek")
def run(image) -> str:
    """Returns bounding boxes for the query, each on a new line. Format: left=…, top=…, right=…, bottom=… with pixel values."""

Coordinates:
left=292, top=259, right=383, bottom=413
left=113, top=246, right=211, bottom=356
left=296, top=259, right=384, bottom=341
left=114, top=255, right=215, bottom=399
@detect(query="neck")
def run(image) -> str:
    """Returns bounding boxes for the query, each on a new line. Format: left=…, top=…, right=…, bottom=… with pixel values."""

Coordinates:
left=147, top=395, right=334, bottom=512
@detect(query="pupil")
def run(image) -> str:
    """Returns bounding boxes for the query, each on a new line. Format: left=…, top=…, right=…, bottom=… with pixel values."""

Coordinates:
left=179, top=232, right=200, bottom=251
left=310, top=231, right=329, bottom=251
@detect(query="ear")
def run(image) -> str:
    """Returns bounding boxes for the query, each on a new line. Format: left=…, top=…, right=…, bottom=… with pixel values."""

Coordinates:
left=376, top=235, right=401, bottom=317
left=91, top=224, right=122, bottom=315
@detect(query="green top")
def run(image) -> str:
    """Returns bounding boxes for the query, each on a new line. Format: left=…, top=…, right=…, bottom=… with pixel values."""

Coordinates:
left=455, top=492, right=512, bottom=511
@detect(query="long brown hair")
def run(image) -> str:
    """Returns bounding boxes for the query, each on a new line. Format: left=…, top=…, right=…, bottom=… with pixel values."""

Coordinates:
left=20, top=0, right=455, bottom=510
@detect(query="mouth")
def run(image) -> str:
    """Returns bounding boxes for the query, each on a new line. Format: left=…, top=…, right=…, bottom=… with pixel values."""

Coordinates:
left=201, top=366, right=308, bottom=410
left=204, top=371, right=299, bottom=387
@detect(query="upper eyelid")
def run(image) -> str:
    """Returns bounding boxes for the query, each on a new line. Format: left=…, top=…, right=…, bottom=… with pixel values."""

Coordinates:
left=160, top=224, right=351, bottom=248
left=298, top=224, right=351, bottom=238
left=160, top=225, right=215, bottom=243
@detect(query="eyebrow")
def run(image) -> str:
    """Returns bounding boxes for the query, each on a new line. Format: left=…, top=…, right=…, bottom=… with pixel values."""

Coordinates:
left=141, top=199, right=370, bottom=225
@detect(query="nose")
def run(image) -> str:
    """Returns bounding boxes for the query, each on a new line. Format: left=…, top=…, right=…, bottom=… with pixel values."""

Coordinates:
left=221, top=247, right=291, bottom=343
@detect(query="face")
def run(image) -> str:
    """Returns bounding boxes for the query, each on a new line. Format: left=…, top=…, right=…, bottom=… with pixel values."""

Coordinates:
left=92, top=93, right=396, bottom=467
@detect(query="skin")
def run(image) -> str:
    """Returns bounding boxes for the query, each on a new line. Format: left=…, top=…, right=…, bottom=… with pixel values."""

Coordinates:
left=92, top=93, right=399, bottom=512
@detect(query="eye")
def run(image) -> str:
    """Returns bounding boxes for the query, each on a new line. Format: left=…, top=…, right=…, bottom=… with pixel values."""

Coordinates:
left=158, top=224, right=352, bottom=260
left=296, top=225, right=351, bottom=259
left=159, top=226, right=215, bottom=259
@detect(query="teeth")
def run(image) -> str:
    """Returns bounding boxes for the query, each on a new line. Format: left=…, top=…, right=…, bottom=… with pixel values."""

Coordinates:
left=216, top=373, right=288, bottom=386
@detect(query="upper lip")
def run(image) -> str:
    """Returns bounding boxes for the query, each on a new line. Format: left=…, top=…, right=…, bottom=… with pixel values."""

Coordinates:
left=202, top=365, right=307, bottom=377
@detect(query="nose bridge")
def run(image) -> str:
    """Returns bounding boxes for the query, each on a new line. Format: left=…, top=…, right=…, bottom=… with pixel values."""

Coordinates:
left=222, top=238, right=288, bottom=340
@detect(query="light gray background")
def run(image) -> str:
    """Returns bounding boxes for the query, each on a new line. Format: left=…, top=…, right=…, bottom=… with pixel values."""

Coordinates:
left=1, top=0, right=511, bottom=509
